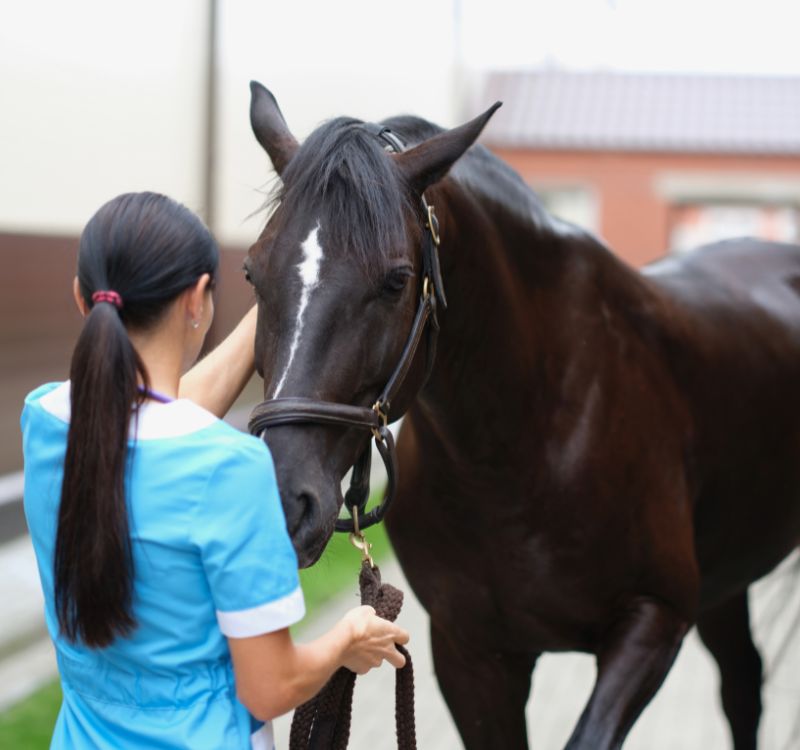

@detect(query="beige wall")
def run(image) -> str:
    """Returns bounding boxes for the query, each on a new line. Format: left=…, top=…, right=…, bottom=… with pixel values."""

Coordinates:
left=0, top=1, right=208, bottom=235
left=0, top=1, right=461, bottom=246
left=214, top=0, right=459, bottom=247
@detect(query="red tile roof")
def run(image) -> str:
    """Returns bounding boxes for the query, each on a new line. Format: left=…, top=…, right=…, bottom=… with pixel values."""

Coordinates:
left=479, top=70, right=800, bottom=154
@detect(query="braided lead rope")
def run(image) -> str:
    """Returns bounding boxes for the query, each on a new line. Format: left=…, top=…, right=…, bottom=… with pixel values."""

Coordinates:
left=289, top=562, right=416, bottom=750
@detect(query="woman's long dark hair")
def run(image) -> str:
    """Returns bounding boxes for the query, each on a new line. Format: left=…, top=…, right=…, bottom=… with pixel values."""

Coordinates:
left=55, top=192, right=219, bottom=648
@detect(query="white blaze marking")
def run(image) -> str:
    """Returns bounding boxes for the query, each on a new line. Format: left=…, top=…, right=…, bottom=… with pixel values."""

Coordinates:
left=273, top=222, right=324, bottom=397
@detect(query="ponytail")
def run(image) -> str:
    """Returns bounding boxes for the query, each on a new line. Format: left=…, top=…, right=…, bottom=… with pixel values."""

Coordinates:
left=54, top=192, right=219, bottom=647
left=55, top=302, right=145, bottom=647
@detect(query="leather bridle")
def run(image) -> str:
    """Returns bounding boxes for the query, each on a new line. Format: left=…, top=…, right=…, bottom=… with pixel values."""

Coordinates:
left=248, top=125, right=447, bottom=533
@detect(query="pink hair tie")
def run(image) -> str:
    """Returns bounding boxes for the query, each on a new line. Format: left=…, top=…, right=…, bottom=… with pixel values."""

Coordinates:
left=91, top=290, right=123, bottom=309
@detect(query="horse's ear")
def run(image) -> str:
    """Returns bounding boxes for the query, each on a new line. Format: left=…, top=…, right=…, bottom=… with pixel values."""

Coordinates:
left=249, top=81, right=299, bottom=176
left=394, top=102, right=502, bottom=194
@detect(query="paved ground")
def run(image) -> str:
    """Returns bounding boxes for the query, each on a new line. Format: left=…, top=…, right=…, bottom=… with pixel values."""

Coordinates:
left=2, top=536, right=798, bottom=748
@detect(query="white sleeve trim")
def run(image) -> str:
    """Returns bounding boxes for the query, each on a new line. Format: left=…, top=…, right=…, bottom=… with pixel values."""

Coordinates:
left=250, top=721, right=274, bottom=750
left=217, top=586, right=305, bottom=638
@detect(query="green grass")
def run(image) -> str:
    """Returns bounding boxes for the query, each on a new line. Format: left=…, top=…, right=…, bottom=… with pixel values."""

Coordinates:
left=0, top=681, right=62, bottom=749
left=0, top=497, right=393, bottom=749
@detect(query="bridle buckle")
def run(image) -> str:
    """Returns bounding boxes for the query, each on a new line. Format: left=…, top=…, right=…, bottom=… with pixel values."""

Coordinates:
left=371, top=400, right=389, bottom=441
left=422, top=276, right=432, bottom=300
left=426, top=204, right=441, bottom=247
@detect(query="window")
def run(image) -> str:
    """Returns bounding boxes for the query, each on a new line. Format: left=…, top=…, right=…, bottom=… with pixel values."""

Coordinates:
left=669, top=203, right=800, bottom=255
left=532, top=184, right=599, bottom=234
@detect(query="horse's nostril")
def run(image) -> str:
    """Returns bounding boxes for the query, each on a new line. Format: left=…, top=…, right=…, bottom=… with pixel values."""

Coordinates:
left=293, top=491, right=320, bottom=533
left=298, top=491, right=313, bottom=514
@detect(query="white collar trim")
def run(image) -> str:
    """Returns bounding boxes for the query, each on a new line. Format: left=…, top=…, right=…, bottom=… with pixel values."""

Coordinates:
left=38, top=381, right=219, bottom=440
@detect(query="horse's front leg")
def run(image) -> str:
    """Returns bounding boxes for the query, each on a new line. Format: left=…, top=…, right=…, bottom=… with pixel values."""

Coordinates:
left=565, top=596, right=690, bottom=750
left=431, top=621, right=538, bottom=749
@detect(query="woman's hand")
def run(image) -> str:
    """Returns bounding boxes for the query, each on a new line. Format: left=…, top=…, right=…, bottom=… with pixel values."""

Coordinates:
left=230, top=606, right=410, bottom=721
left=340, top=605, right=409, bottom=674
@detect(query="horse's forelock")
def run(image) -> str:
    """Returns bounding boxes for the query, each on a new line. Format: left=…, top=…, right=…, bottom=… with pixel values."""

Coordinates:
left=266, top=117, right=419, bottom=278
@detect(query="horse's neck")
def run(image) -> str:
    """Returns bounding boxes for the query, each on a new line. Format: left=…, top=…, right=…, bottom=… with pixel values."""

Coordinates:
left=433, top=179, right=607, bottom=363
left=416, top=181, right=661, bottom=456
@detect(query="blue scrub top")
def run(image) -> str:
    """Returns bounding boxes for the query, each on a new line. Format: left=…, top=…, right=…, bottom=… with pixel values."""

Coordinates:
left=21, top=382, right=305, bottom=749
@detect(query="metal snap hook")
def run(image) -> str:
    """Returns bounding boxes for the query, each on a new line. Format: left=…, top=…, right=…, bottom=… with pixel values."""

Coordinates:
left=348, top=507, right=375, bottom=567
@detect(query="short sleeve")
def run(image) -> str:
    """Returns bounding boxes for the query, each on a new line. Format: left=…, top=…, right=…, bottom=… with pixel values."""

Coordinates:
left=192, top=437, right=305, bottom=638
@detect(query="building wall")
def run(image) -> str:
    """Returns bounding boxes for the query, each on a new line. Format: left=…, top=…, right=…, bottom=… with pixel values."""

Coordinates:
left=0, top=1, right=209, bottom=236
left=0, top=234, right=80, bottom=473
left=1, top=1, right=459, bottom=244
left=492, top=148, right=800, bottom=266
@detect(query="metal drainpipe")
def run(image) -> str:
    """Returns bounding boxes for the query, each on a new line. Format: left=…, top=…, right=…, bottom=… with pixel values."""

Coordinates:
left=202, top=0, right=219, bottom=351
left=203, top=0, right=218, bottom=233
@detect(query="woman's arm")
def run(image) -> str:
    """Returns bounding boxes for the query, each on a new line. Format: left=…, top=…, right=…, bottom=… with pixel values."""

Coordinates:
left=179, top=305, right=258, bottom=417
left=229, top=605, right=409, bottom=721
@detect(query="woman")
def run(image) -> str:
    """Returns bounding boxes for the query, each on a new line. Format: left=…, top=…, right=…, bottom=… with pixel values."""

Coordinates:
left=21, top=192, right=408, bottom=749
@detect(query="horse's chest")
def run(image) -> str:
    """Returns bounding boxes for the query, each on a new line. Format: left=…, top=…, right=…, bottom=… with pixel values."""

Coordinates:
left=393, top=518, right=604, bottom=652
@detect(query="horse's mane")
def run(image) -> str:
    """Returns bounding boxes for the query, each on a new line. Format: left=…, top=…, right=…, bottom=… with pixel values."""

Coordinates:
left=268, top=117, right=417, bottom=278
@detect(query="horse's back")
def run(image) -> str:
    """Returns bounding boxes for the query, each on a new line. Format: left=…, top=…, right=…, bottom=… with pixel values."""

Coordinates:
left=642, top=237, right=800, bottom=389
left=645, top=238, right=800, bottom=338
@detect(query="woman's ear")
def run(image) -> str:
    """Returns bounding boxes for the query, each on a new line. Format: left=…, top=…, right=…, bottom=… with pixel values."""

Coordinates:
left=73, top=277, right=89, bottom=317
left=186, top=273, right=213, bottom=327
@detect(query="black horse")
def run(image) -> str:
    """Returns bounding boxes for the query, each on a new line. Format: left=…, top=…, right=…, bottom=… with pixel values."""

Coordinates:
left=244, top=81, right=800, bottom=749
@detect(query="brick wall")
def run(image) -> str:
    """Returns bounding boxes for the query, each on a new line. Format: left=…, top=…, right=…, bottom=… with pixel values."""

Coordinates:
left=0, top=233, right=255, bottom=474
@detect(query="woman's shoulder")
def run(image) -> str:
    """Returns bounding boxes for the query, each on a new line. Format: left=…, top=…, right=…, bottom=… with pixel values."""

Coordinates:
left=204, top=431, right=270, bottom=468
left=21, top=381, right=70, bottom=429
left=168, top=400, right=271, bottom=466
left=24, top=381, right=65, bottom=406
left=21, top=384, right=268, bottom=465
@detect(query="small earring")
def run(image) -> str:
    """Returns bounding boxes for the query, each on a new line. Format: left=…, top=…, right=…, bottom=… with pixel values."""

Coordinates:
left=191, top=320, right=200, bottom=329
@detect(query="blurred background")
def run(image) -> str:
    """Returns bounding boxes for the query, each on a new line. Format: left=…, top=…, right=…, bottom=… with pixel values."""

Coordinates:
left=2, top=0, right=800, bottom=746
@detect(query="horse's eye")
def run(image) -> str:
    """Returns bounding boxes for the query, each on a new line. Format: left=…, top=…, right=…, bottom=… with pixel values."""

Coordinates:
left=382, top=267, right=413, bottom=295
left=243, top=264, right=253, bottom=285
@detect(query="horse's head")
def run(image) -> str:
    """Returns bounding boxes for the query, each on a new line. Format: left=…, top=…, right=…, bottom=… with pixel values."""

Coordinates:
left=245, top=81, right=498, bottom=566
